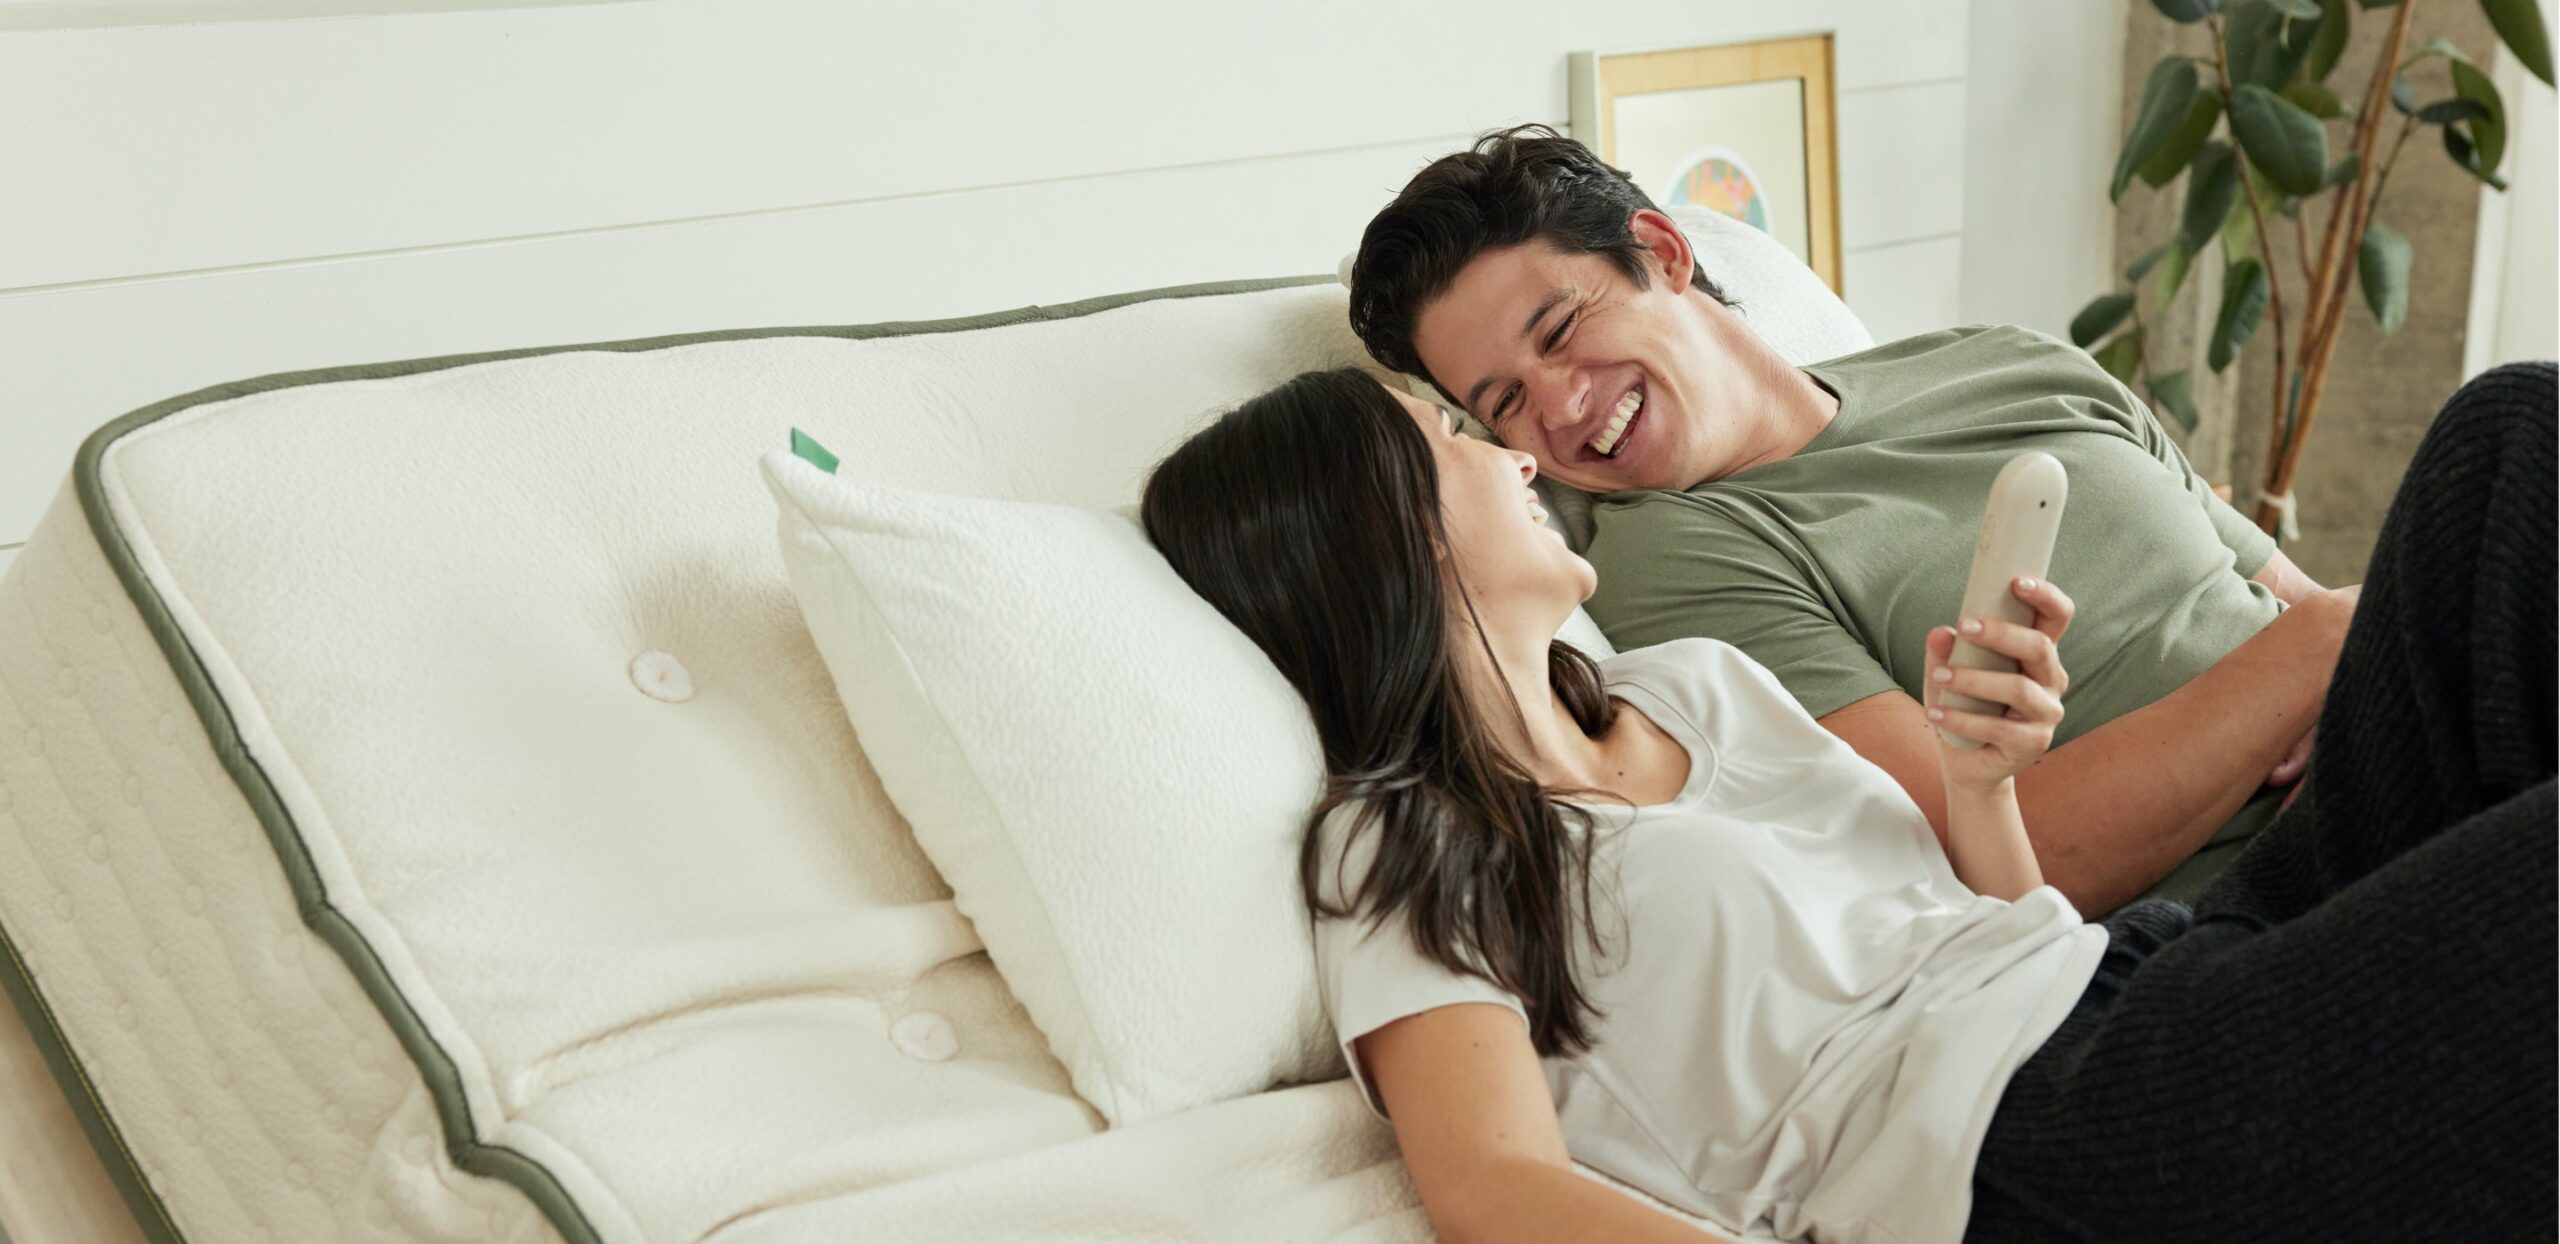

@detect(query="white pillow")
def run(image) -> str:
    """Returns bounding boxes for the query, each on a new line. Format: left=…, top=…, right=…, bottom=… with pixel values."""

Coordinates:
left=763, top=450, right=1613, bottom=1125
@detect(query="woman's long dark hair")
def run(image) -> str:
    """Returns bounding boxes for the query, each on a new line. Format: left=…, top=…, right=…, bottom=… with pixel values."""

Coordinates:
left=1142, top=367, right=1621, bottom=1056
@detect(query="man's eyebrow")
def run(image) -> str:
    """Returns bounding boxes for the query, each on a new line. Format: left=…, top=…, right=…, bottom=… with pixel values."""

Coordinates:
left=1521, top=289, right=1570, bottom=341
left=1462, top=289, right=1571, bottom=414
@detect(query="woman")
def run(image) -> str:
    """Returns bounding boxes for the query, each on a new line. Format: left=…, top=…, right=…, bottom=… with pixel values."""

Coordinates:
left=1139, top=366, right=2554, bottom=1244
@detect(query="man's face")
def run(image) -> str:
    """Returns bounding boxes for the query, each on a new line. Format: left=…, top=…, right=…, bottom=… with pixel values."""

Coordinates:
left=1409, top=213, right=1776, bottom=494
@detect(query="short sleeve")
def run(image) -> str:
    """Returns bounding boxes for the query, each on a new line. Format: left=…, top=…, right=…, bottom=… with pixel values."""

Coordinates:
left=2093, top=363, right=2278, bottom=579
left=1312, top=808, right=1529, bottom=1120
left=1584, top=499, right=1903, bottom=721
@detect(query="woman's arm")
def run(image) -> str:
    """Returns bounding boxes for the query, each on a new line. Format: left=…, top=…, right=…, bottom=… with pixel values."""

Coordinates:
left=1920, top=577, right=2076, bottom=902
left=1357, top=1004, right=1732, bottom=1244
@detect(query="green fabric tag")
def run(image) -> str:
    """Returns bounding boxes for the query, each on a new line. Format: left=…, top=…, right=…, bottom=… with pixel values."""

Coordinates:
left=790, top=427, right=840, bottom=475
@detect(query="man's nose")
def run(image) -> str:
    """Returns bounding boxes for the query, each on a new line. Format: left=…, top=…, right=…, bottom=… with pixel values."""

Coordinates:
left=1530, top=364, right=1587, bottom=432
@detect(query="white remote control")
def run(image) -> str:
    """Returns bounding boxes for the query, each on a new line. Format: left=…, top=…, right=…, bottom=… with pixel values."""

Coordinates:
left=1936, top=451, right=2069, bottom=749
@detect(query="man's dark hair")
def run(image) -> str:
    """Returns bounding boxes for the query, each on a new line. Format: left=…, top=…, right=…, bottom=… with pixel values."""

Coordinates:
left=1347, top=124, right=1733, bottom=397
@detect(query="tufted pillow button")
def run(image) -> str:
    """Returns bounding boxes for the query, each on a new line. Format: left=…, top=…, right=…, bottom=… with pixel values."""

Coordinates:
left=889, top=1010, right=958, bottom=1062
left=629, top=650, right=694, bottom=703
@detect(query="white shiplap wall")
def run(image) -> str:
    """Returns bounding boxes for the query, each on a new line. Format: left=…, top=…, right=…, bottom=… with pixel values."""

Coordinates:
left=0, top=0, right=1985, bottom=555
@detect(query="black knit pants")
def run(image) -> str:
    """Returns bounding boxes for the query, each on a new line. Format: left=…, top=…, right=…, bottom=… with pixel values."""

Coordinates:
left=1965, top=363, right=2558, bottom=1243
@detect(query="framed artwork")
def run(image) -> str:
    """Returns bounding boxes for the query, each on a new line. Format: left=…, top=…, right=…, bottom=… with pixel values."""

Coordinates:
left=1569, top=35, right=1843, bottom=294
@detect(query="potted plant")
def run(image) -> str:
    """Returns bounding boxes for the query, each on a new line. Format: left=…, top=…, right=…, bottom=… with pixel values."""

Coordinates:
left=2076, top=0, right=2551, bottom=537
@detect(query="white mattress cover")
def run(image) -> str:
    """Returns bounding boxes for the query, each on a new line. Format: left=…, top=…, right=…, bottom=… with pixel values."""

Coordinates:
left=0, top=213, right=1872, bottom=1243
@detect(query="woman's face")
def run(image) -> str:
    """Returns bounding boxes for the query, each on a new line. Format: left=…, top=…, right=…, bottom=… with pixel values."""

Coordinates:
left=1385, top=382, right=1599, bottom=624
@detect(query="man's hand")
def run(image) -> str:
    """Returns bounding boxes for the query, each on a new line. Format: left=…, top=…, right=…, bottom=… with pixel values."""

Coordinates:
left=2266, top=582, right=2359, bottom=793
left=2269, top=729, right=2315, bottom=787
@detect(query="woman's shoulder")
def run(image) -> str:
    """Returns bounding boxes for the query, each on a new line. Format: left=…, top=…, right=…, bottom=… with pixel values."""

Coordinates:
left=1599, top=637, right=1807, bottom=735
left=1598, top=635, right=1755, bottom=691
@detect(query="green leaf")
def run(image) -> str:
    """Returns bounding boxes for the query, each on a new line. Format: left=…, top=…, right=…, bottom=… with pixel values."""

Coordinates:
left=2156, top=238, right=2198, bottom=312
left=2324, top=151, right=2361, bottom=186
left=2127, top=243, right=2173, bottom=283
left=2094, top=331, right=2147, bottom=384
left=2072, top=293, right=2138, bottom=347
left=2358, top=219, right=2410, bottom=333
left=2281, top=81, right=2346, bottom=118
left=2416, top=97, right=2493, bottom=123
left=2483, top=0, right=2556, bottom=87
left=2152, top=0, right=2222, bottom=19
left=2449, top=55, right=2508, bottom=176
left=2181, top=140, right=2243, bottom=249
left=2140, top=92, right=2226, bottom=187
left=2267, top=0, right=2320, bottom=16
left=2230, top=84, right=2331, bottom=193
left=2355, top=0, right=2401, bottom=8
left=2391, top=76, right=2417, bottom=114
left=2149, top=370, right=2202, bottom=433
left=2117, top=58, right=2204, bottom=200
left=2228, top=1, right=2316, bottom=87
left=2306, top=0, right=2351, bottom=82
left=2413, top=35, right=2471, bottom=64
left=2442, top=124, right=2512, bottom=190
left=2244, top=156, right=2299, bottom=219
left=2221, top=175, right=2261, bottom=261
left=2210, top=257, right=2271, bottom=371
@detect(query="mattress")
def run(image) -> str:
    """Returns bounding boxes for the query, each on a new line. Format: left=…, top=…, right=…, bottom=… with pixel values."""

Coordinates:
left=0, top=214, right=1873, bottom=1243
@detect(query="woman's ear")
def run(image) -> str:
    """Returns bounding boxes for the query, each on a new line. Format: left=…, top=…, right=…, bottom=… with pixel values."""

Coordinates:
left=1624, top=209, right=1696, bottom=296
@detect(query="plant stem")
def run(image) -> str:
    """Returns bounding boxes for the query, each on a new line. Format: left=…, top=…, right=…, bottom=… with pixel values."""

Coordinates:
left=2264, top=0, right=2421, bottom=532
left=2293, top=198, right=2317, bottom=287
left=2210, top=15, right=2292, bottom=497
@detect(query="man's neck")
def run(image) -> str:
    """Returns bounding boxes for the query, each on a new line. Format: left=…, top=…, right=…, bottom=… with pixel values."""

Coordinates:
left=1721, top=348, right=1842, bottom=480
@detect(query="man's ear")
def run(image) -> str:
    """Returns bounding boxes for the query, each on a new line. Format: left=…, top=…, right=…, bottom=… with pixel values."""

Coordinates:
left=1625, top=209, right=1695, bottom=296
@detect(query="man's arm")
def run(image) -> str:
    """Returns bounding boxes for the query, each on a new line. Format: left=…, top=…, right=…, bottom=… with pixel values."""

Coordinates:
left=1821, top=588, right=2355, bottom=913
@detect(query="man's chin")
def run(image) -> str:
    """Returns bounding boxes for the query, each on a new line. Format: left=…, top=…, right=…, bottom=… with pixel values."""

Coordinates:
left=1551, top=469, right=1658, bottom=496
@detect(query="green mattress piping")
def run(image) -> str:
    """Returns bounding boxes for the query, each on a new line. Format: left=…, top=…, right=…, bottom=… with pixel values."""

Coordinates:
left=4, top=273, right=1334, bottom=1244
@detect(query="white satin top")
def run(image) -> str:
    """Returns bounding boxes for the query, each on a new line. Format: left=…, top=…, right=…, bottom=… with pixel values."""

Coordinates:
left=1313, top=638, right=2106, bottom=1244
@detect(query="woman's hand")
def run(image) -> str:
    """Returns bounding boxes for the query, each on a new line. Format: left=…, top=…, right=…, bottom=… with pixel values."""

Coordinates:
left=1924, top=577, right=2075, bottom=792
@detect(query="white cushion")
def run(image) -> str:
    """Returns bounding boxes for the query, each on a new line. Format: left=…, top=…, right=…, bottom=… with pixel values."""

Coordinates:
left=766, top=447, right=1619, bottom=1124
left=765, top=453, right=1338, bottom=1124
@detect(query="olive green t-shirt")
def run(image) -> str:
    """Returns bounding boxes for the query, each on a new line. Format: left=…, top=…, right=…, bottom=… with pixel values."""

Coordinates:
left=1581, top=323, right=2287, bottom=905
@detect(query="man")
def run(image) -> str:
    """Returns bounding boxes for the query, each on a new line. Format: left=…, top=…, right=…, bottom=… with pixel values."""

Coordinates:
left=1347, top=126, right=2358, bottom=913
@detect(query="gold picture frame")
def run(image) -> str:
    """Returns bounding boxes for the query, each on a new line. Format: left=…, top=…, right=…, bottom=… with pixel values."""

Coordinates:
left=1569, top=35, right=1844, bottom=294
